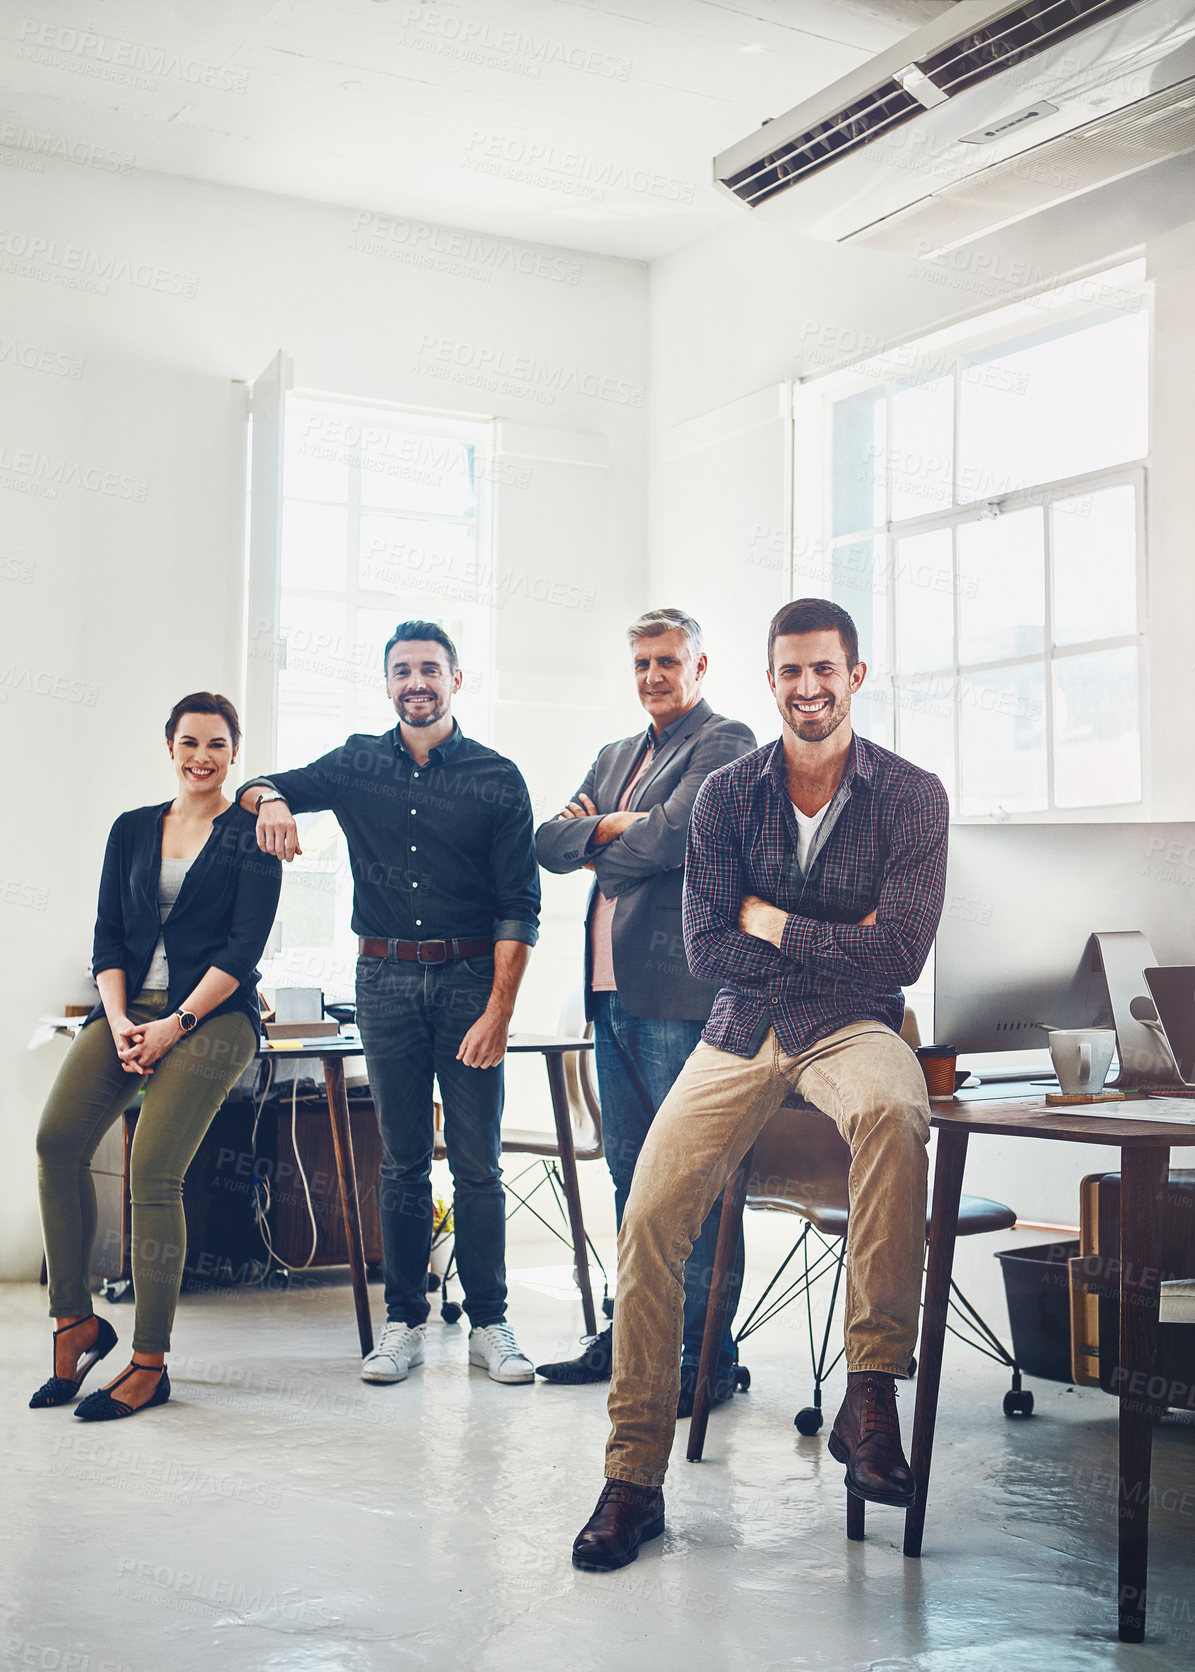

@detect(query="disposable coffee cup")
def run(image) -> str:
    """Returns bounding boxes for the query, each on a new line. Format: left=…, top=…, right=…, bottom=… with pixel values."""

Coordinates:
left=916, top=1044, right=959, bottom=1101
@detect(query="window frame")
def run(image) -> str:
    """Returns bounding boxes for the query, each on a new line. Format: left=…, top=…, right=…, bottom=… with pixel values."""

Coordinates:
left=794, top=270, right=1151, bottom=821
left=246, top=388, right=497, bottom=998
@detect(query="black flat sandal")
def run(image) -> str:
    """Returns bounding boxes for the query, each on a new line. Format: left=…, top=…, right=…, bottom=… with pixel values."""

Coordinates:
left=75, top=1362, right=170, bottom=1422
left=28, top=1315, right=119, bottom=1409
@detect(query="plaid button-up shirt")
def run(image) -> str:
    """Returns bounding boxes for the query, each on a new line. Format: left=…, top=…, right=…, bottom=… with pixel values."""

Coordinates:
left=682, top=732, right=949, bottom=1058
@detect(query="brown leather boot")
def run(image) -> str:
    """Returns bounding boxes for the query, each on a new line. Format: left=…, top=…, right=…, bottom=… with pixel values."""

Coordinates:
left=828, top=1371, right=916, bottom=1507
left=572, top=1479, right=666, bottom=1571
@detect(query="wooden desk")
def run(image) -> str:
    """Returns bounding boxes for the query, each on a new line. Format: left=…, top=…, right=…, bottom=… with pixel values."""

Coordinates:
left=259, top=1032, right=597, bottom=1358
left=906, top=1097, right=1195, bottom=1645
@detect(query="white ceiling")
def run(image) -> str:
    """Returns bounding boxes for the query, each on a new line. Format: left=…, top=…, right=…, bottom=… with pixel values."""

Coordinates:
left=0, top=0, right=953, bottom=259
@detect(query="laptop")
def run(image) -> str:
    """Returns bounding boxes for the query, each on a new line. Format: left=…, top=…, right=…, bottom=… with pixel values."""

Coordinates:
left=1144, top=966, right=1195, bottom=1085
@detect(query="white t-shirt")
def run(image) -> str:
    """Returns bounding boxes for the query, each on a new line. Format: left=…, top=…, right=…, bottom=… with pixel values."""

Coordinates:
left=790, top=801, right=831, bottom=875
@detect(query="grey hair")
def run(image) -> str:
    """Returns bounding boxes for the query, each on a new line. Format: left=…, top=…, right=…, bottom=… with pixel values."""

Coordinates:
left=625, top=607, right=704, bottom=659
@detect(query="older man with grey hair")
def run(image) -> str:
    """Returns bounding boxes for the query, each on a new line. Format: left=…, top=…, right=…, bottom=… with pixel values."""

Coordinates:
left=535, top=608, right=755, bottom=1408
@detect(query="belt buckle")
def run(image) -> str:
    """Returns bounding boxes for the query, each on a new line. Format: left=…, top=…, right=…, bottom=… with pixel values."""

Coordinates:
left=417, top=939, right=449, bottom=964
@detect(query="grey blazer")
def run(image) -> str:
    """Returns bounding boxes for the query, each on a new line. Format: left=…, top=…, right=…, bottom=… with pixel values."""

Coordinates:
left=536, top=698, right=756, bottom=1021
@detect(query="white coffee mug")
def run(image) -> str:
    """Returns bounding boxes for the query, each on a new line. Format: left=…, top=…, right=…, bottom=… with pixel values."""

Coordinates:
left=1047, top=1028, right=1117, bottom=1096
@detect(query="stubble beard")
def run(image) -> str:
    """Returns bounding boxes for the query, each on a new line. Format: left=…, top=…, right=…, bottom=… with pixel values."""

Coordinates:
left=395, top=694, right=447, bottom=728
left=783, top=694, right=848, bottom=744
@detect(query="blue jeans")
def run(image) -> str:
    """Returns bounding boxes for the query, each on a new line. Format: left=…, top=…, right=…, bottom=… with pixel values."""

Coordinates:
left=355, top=952, right=506, bottom=1329
left=592, top=991, right=745, bottom=1370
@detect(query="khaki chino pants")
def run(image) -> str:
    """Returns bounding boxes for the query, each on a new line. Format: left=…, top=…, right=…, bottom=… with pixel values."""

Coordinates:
left=605, top=1019, right=930, bottom=1486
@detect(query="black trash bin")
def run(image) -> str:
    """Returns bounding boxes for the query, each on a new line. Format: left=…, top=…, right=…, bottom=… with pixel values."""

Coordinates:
left=995, top=1240, right=1079, bottom=1384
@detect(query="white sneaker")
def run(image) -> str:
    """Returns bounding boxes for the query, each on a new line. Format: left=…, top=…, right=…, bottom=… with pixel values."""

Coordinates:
left=361, top=1322, right=426, bottom=1384
left=468, top=1322, right=535, bottom=1384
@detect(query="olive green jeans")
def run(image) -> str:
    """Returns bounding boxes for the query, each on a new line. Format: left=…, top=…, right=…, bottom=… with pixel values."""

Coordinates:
left=36, top=991, right=256, bottom=1353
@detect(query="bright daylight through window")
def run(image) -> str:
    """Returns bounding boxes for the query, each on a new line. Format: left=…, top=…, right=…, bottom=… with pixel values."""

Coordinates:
left=258, top=396, right=494, bottom=1001
left=800, top=263, right=1148, bottom=818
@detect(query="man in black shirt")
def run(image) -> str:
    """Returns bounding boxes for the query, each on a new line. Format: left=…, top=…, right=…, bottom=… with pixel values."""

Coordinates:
left=240, top=621, right=541, bottom=1386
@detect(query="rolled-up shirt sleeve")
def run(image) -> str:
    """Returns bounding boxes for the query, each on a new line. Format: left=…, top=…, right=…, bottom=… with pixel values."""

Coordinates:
left=238, top=754, right=341, bottom=817
left=491, top=770, right=541, bottom=946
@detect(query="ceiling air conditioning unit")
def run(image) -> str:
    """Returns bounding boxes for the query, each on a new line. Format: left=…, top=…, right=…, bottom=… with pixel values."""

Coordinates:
left=713, top=0, right=1195, bottom=256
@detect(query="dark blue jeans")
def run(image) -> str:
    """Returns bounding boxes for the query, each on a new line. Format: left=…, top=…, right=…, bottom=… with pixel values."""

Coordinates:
left=592, top=991, right=745, bottom=1371
left=355, top=952, right=506, bottom=1329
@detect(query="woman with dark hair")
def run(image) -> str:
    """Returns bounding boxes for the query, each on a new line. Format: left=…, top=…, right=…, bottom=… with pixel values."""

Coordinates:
left=30, top=693, right=281, bottom=1420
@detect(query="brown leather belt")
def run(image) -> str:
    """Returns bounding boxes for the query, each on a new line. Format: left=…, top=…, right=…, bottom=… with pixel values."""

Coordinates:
left=358, top=936, right=494, bottom=964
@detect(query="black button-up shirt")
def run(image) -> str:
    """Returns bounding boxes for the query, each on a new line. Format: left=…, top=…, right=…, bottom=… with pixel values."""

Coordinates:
left=247, top=723, right=540, bottom=945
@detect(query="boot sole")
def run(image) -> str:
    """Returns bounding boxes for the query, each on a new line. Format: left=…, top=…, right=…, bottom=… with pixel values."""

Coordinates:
left=571, top=1517, right=665, bottom=1572
left=827, top=1430, right=916, bottom=1508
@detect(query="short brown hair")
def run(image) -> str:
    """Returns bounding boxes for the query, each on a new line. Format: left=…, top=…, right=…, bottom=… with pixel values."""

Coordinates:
left=383, top=619, right=460, bottom=673
left=165, top=692, right=241, bottom=748
left=767, top=599, right=859, bottom=672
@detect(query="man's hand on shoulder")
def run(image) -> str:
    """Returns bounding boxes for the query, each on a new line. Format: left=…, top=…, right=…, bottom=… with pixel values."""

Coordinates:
left=738, top=894, right=788, bottom=948
left=255, top=798, right=303, bottom=863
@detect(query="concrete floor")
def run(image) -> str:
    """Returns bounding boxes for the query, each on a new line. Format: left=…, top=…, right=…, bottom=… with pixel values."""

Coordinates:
left=4, top=1214, right=1194, bottom=1672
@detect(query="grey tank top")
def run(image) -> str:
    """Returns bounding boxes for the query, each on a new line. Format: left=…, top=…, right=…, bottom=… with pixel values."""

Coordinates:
left=142, top=856, right=193, bottom=991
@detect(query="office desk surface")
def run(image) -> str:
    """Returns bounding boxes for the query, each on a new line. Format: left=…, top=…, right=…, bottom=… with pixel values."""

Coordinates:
left=933, top=1094, right=1195, bottom=1146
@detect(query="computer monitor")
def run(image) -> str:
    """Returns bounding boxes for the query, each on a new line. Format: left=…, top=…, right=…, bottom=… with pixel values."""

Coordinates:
left=934, top=822, right=1195, bottom=1067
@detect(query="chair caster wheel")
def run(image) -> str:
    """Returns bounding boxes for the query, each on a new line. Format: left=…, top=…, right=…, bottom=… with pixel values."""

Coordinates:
left=441, top=1302, right=462, bottom=1324
left=794, top=1407, right=823, bottom=1436
left=1003, top=1388, right=1034, bottom=1418
left=735, top=1365, right=751, bottom=1391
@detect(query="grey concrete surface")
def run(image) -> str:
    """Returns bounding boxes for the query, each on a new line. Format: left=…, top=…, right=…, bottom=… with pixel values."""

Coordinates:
left=4, top=1217, right=1193, bottom=1671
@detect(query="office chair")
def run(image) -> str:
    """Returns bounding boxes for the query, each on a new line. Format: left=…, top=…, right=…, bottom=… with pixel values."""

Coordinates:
left=688, top=1095, right=1022, bottom=1541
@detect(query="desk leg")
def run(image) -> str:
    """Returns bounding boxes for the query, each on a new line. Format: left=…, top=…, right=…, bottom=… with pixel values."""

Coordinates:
left=322, top=1057, right=374, bottom=1358
left=545, top=1052, right=597, bottom=1338
left=1116, top=1145, right=1167, bottom=1645
left=904, top=1127, right=969, bottom=1559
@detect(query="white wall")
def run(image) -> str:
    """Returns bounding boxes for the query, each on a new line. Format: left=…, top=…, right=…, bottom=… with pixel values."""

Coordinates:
left=646, top=156, right=1195, bottom=1224
left=0, top=158, right=647, bottom=1278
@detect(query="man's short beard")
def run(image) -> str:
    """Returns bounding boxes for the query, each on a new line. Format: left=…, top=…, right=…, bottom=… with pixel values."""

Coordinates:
left=783, top=696, right=848, bottom=744
left=395, top=696, right=446, bottom=727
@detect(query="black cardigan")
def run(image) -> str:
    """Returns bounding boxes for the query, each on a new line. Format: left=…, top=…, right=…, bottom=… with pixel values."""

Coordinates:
left=86, top=802, right=282, bottom=1033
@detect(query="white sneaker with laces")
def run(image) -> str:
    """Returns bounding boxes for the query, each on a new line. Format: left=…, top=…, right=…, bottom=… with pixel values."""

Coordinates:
left=361, top=1322, right=426, bottom=1384
left=468, top=1322, right=535, bottom=1384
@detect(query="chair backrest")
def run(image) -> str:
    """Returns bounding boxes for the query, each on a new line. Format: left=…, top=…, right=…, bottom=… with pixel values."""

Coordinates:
left=556, top=986, right=603, bottom=1158
left=745, top=1007, right=923, bottom=1226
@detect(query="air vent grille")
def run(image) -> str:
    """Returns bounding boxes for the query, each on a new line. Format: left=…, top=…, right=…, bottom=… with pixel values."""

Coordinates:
left=918, top=0, right=1143, bottom=103
left=723, top=82, right=922, bottom=206
left=722, top=0, right=1146, bottom=209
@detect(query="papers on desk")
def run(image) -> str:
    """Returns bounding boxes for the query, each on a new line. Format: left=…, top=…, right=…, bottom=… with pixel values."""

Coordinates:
left=1069, top=1097, right=1195, bottom=1127
left=29, top=1018, right=81, bottom=1050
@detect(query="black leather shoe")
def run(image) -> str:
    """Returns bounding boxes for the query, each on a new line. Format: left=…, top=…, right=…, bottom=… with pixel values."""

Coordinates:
left=827, top=1372, right=915, bottom=1507
left=536, top=1325, right=613, bottom=1384
left=572, top=1479, right=665, bottom=1572
left=676, top=1360, right=739, bottom=1420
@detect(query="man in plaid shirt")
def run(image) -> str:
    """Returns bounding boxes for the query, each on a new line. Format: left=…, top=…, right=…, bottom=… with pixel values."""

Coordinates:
left=573, top=597, right=949, bottom=1572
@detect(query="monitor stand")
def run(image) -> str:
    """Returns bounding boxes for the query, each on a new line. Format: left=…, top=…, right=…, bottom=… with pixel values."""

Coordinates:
left=1093, top=930, right=1181, bottom=1088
